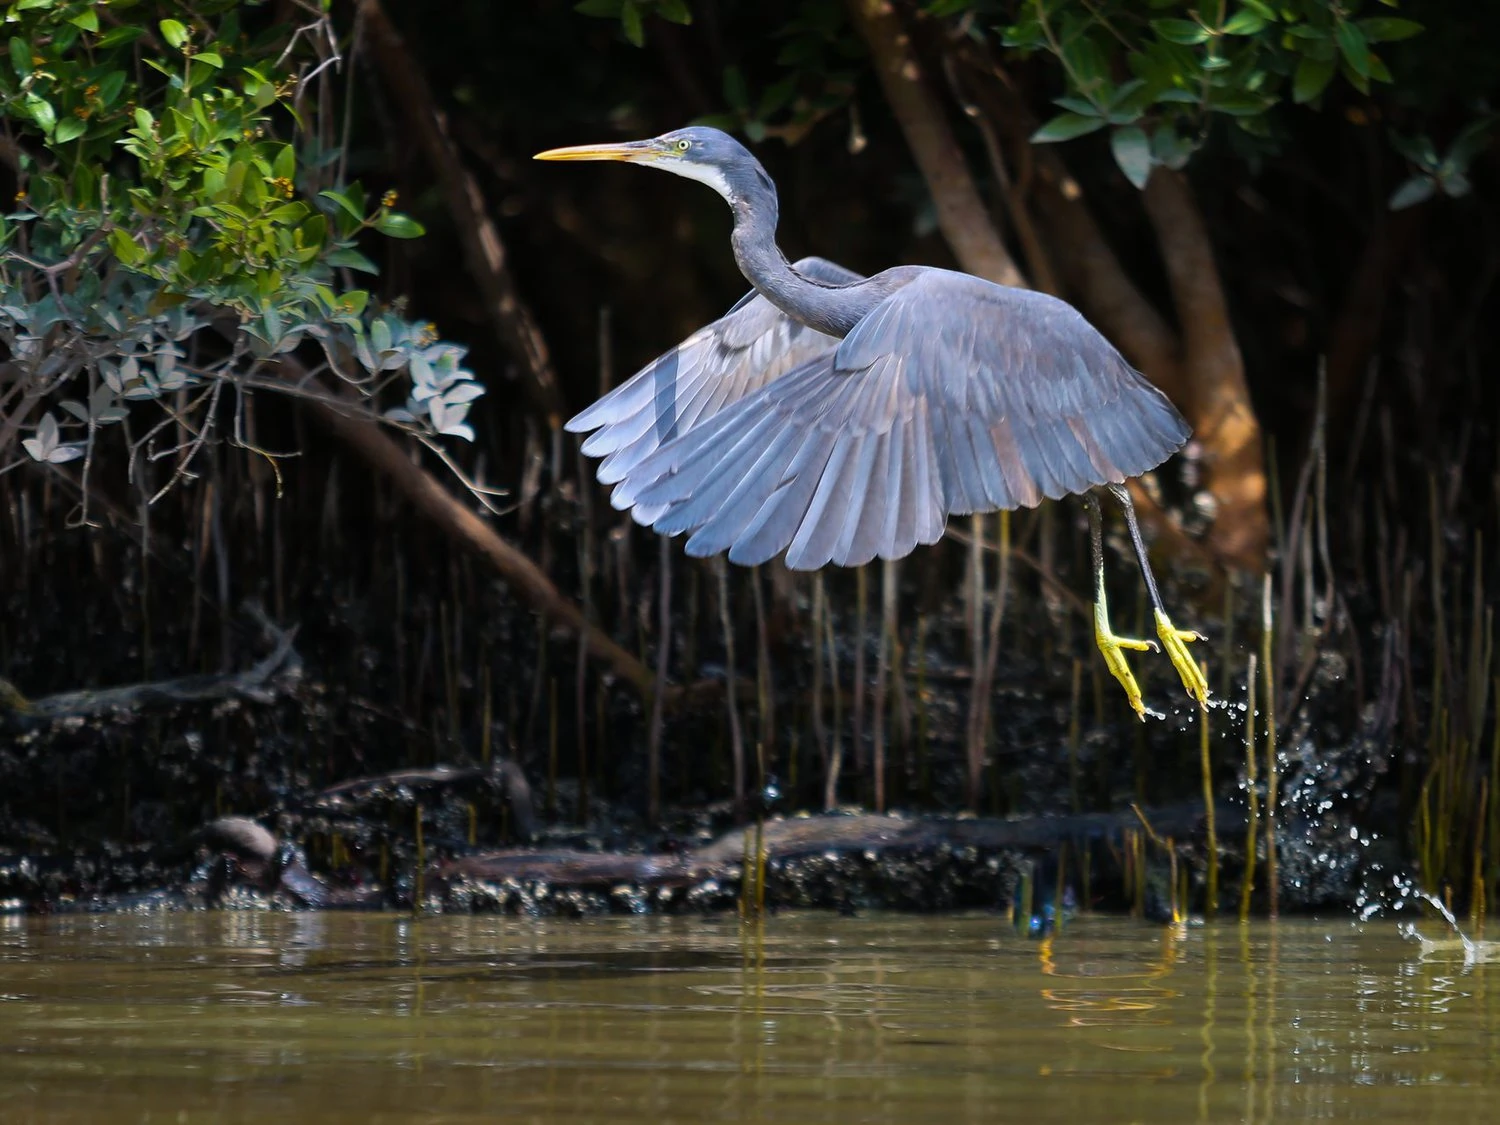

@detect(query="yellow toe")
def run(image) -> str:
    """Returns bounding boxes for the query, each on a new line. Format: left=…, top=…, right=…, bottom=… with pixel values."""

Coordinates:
left=1154, top=609, right=1209, bottom=705
left=1095, top=624, right=1157, bottom=721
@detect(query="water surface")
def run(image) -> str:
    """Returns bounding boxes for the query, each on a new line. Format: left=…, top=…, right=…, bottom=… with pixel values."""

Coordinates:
left=1, top=911, right=1494, bottom=1123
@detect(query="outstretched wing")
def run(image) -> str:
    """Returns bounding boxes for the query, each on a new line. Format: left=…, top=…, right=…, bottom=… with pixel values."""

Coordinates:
left=616, top=269, right=1190, bottom=570
left=565, top=257, right=861, bottom=506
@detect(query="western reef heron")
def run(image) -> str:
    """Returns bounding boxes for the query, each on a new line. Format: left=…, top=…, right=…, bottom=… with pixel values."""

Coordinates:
left=536, top=126, right=1207, bottom=719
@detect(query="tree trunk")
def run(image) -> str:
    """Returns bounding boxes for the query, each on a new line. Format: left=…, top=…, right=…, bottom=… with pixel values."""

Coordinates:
left=844, top=0, right=1024, bottom=287
left=1143, top=169, right=1268, bottom=570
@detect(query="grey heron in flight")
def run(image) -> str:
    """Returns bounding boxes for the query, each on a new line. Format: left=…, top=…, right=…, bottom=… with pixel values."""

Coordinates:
left=536, top=126, right=1207, bottom=719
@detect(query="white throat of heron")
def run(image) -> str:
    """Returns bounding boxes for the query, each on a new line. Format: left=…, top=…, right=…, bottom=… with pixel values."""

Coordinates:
left=660, top=159, right=734, bottom=200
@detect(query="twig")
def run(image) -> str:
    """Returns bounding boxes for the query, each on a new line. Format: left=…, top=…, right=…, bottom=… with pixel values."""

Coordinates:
left=648, top=536, right=673, bottom=822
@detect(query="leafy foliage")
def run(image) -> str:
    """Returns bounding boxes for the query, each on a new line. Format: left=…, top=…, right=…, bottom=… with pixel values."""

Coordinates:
left=988, top=0, right=1430, bottom=189
left=572, top=0, right=1482, bottom=210
left=0, top=0, right=482, bottom=498
left=1388, top=116, right=1495, bottom=209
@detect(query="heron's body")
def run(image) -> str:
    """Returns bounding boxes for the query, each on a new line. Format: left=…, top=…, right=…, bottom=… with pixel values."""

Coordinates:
left=537, top=127, right=1207, bottom=717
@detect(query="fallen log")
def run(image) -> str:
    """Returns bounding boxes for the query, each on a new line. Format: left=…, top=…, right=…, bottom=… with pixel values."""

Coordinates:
left=0, top=609, right=300, bottom=730
left=440, top=804, right=1222, bottom=892
left=181, top=802, right=1230, bottom=915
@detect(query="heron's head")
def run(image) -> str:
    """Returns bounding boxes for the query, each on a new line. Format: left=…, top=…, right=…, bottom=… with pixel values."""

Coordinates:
left=535, top=126, right=766, bottom=204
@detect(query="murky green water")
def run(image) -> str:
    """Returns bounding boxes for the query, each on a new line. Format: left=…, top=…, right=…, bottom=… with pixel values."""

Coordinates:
left=1, top=911, right=1496, bottom=1123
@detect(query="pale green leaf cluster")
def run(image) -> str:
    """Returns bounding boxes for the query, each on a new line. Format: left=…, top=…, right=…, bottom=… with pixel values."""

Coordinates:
left=2, top=0, right=481, bottom=483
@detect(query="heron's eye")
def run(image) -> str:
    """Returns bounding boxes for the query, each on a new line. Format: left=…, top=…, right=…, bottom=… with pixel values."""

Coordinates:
left=676, top=139, right=691, bottom=151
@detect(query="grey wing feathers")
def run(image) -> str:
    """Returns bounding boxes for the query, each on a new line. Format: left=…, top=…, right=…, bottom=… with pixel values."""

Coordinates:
left=602, top=268, right=1189, bottom=570
left=565, top=257, right=860, bottom=512
left=622, top=355, right=946, bottom=569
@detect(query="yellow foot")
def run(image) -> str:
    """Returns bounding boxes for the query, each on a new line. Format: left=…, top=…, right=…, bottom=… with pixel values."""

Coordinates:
left=1095, top=621, right=1158, bottom=721
left=1155, top=609, right=1209, bottom=706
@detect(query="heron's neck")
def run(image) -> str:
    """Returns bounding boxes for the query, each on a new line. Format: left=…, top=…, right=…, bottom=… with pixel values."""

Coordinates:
left=728, top=189, right=872, bottom=338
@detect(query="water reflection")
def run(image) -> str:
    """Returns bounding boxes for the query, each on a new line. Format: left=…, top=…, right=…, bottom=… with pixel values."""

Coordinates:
left=0, top=913, right=1497, bottom=1123
left=1036, top=923, right=1184, bottom=1026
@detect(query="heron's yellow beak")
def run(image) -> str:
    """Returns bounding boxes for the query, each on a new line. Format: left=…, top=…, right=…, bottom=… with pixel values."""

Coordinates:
left=533, top=140, right=661, bottom=163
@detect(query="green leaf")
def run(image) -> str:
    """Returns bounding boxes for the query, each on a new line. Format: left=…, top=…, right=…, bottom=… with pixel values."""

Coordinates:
left=193, top=50, right=224, bottom=68
left=1334, top=20, right=1370, bottom=77
left=619, top=0, right=644, bottom=46
left=1151, top=125, right=1195, bottom=171
left=1388, top=175, right=1434, bottom=210
left=98, top=69, right=126, bottom=107
left=26, top=95, right=56, bottom=137
left=1031, top=112, right=1108, bottom=143
left=1051, top=95, right=1098, bottom=116
left=655, top=0, right=691, bottom=25
left=96, top=26, right=145, bottom=48
left=1155, top=87, right=1201, bottom=104
left=1110, top=125, right=1152, bottom=189
left=371, top=319, right=392, bottom=355
left=1210, top=91, right=1272, bottom=117
left=326, top=247, right=379, bottom=273
left=53, top=116, right=85, bottom=143
left=1446, top=117, right=1496, bottom=169
left=1241, top=0, right=1276, bottom=18
left=1292, top=54, right=1335, bottom=103
left=723, top=66, right=748, bottom=112
left=1060, top=33, right=1109, bottom=93
left=1390, top=132, right=1437, bottom=168
left=1339, top=55, right=1370, bottom=95
left=318, top=189, right=364, bottom=221
left=9, top=38, right=31, bottom=78
left=1359, top=17, right=1422, bottom=43
left=1151, top=18, right=1210, bottom=45
left=1107, top=78, right=1149, bottom=113
left=1001, top=18, right=1044, bottom=50
left=758, top=76, right=796, bottom=117
left=1222, top=10, right=1267, bottom=35
left=67, top=8, right=99, bottom=32
left=272, top=144, right=296, bottom=182
left=159, top=19, right=188, bottom=50
left=375, top=211, right=425, bottom=238
left=108, top=226, right=144, bottom=266
left=267, top=202, right=309, bottom=224
left=1437, top=168, right=1471, bottom=199
left=260, top=302, right=282, bottom=345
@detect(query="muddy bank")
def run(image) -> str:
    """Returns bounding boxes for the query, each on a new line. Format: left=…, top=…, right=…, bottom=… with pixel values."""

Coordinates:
left=0, top=549, right=1409, bottom=922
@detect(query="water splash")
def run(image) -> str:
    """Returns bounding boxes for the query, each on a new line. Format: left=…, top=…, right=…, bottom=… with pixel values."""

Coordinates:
left=1399, top=890, right=1500, bottom=965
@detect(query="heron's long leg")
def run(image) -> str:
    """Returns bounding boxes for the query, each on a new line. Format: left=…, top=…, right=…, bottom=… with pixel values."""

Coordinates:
left=1106, top=483, right=1209, bottom=706
left=1084, top=491, right=1156, bottom=721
